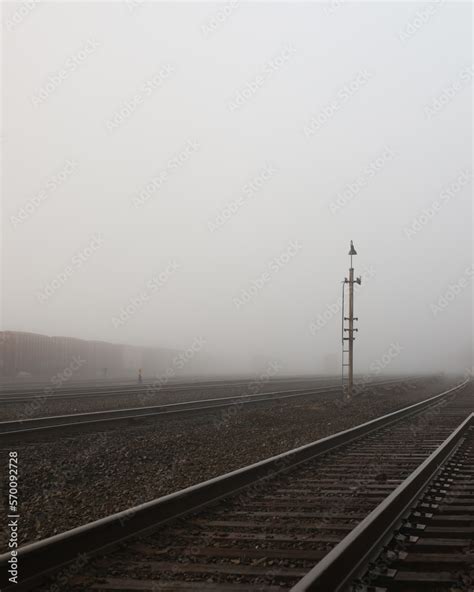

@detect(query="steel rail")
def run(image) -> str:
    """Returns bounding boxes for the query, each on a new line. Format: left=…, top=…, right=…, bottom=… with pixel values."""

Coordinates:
left=0, top=384, right=344, bottom=437
left=0, top=376, right=338, bottom=402
left=0, top=377, right=422, bottom=438
left=0, top=375, right=326, bottom=393
left=290, top=410, right=474, bottom=592
left=0, top=375, right=420, bottom=404
left=0, top=379, right=467, bottom=591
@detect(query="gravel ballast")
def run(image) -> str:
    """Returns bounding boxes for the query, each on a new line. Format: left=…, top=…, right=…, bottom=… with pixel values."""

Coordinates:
left=0, top=376, right=463, bottom=551
left=0, top=378, right=338, bottom=421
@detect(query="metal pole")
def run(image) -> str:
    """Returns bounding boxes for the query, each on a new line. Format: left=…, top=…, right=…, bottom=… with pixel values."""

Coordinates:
left=341, top=281, right=345, bottom=391
left=342, top=241, right=360, bottom=402
left=348, top=264, right=354, bottom=399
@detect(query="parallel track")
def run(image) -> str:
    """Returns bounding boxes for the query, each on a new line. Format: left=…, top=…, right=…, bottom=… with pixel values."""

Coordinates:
left=0, top=376, right=341, bottom=404
left=1, top=379, right=471, bottom=591
left=0, top=375, right=423, bottom=405
left=0, top=378, right=420, bottom=438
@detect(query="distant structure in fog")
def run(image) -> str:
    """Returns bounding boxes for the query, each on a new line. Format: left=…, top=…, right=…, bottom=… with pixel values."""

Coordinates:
left=0, top=331, right=303, bottom=382
left=0, top=331, right=182, bottom=380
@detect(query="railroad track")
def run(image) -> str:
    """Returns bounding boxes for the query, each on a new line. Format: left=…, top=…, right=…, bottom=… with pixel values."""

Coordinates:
left=0, top=376, right=341, bottom=404
left=0, top=384, right=344, bottom=438
left=345, top=424, right=474, bottom=592
left=0, top=377, right=421, bottom=439
left=1, top=379, right=471, bottom=591
left=0, top=376, right=324, bottom=395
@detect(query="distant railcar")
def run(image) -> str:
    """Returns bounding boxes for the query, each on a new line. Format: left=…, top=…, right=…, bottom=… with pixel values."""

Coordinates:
left=50, top=336, right=90, bottom=379
left=122, top=345, right=142, bottom=376
left=0, top=331, right=51, bottom=378
left=0, top=330, right=205, bottom=381
left=0, top=331, right=15, bottom=377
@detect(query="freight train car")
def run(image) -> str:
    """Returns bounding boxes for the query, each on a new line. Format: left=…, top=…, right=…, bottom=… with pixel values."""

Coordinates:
left=0, top=331, right=211, bottom=381
left=0, top=331, right=52, bottom=378
left=89, top=340, right=123, bottom=378
left=0, top=331, right=125, bottom=380
left=50, top=336, right=90, bottom=378
left=122, top=345, right=143, bottom=376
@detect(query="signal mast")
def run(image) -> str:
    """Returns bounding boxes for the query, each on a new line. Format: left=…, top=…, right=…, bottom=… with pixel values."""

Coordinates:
left=342, top=241, right=361, bottom=401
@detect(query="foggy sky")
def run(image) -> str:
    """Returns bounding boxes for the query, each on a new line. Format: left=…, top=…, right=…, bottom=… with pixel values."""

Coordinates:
left=2, top=1, right=473, bottom=375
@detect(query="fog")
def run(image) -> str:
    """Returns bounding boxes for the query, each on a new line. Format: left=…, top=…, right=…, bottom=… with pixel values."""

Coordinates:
left=2, top=1, right=472, bottom=377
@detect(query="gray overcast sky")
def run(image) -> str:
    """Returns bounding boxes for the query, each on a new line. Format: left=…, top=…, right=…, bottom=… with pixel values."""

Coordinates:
left=2, top=1, right=472, bottom=375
